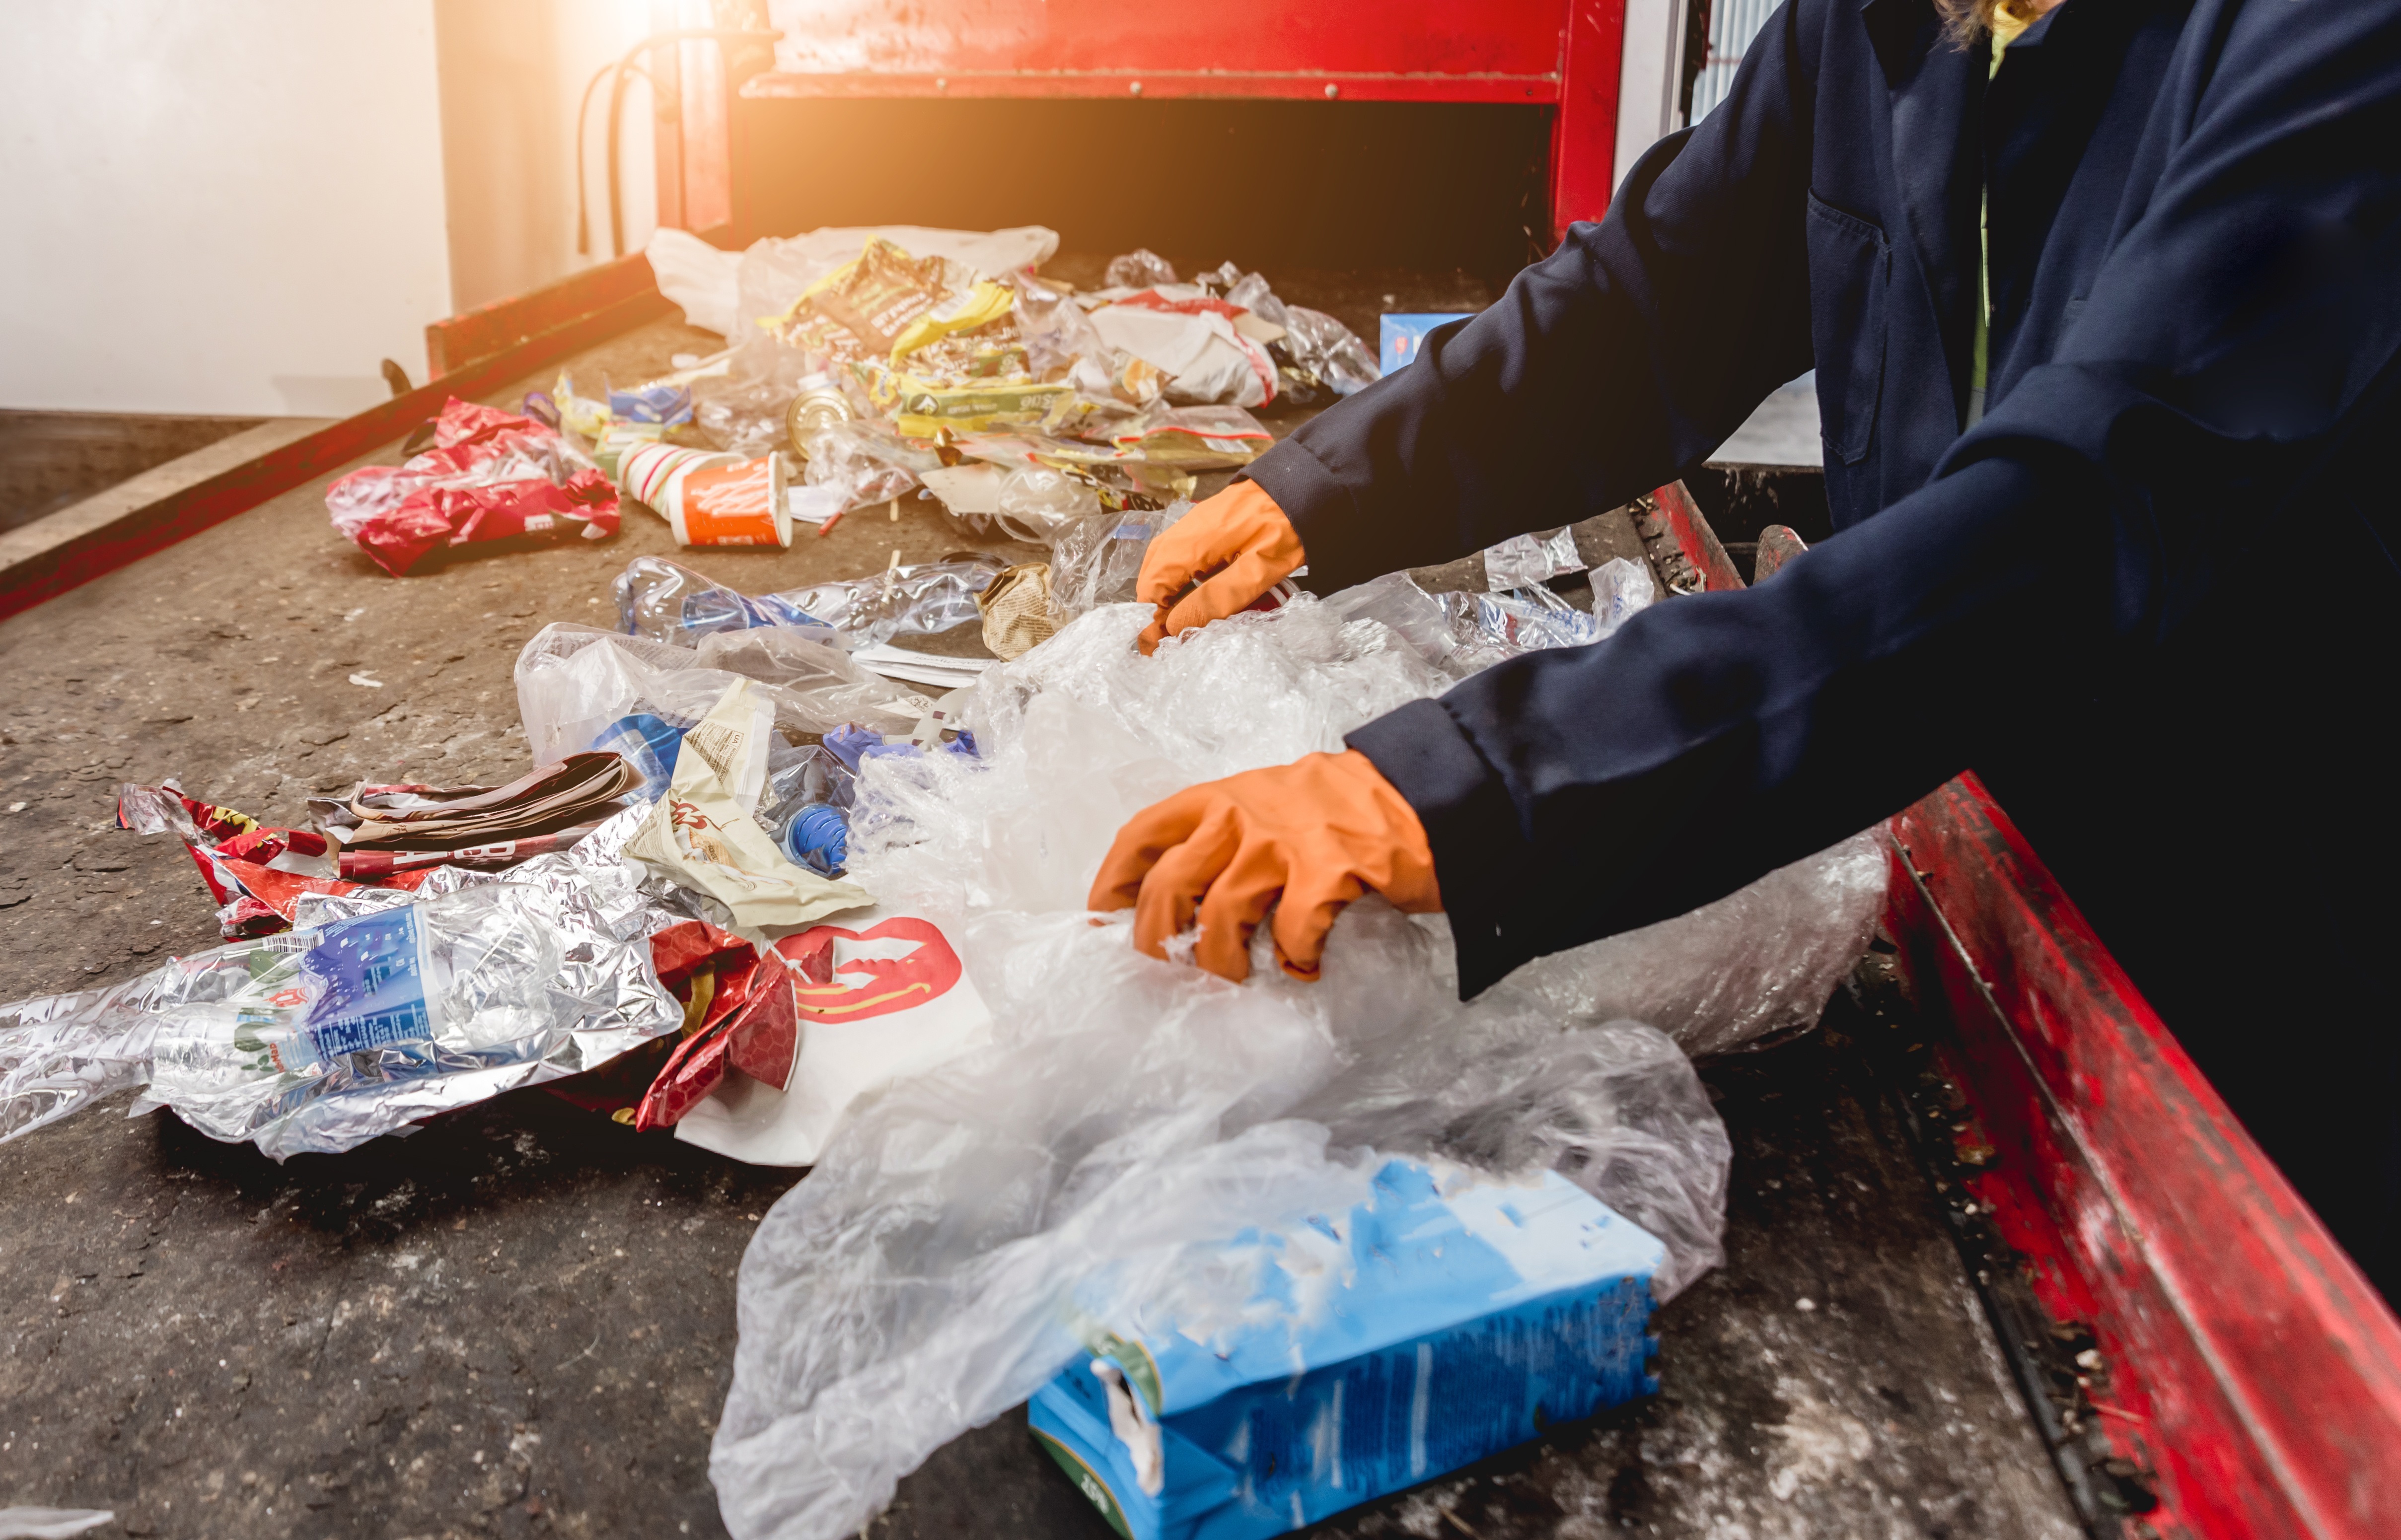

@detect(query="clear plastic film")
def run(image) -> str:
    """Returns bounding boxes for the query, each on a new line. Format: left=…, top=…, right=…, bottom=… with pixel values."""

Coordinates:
left=1040, top=500, right=1189, bottom=620
left=710, top=595, right=1885, bottom=1540
left=690, top=339, right=839, bottom=458
left=515, top=620, right=932, bottom=770
left=1484, top=526, right=1587, bottom=591
left=612, top=554, right=1005, bottom=653
left=0, top=809, right=682, bottom=1160
left=800, top=419, right=941, bottom=513
left=1321, top=561, right=1657, bottom=679
left=1221, top=270, right=1381, bottom=399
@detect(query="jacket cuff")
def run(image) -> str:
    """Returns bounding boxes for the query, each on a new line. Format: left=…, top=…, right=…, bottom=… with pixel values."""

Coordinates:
left=1239, top=434, right=1375, bottom=595
left=1345, top=698, right=1533, bottom=999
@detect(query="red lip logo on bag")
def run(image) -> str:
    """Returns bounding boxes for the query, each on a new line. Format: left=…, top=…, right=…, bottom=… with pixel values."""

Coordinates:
left=771, top=917, right=962, bottom=1022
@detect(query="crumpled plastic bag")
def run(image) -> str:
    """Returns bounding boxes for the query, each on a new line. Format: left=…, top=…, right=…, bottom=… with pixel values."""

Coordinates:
left=648, top=226, right=743, bottom=337
left=0, top=808, right=682, bottom=1159
left=623, top=680, right=873, bottom=934
left=1485, top=526, right=1587, bottom=590
left=1222, top=269, right=1381, bottom=398
left=708, top=594, right=1885, bottom=1540
left=326, top=399, right=619, bottom=576
left=1088, top=301, right=1276, bottom=409
left=515, top=622, right=931, bottom=769
left=799, top=418, right=941, bottom=512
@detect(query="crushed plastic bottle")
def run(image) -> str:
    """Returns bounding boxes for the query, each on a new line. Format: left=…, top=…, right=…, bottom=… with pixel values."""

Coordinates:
left=614, top=553, right=1004, bottom=653
left=0, top=828, right=683, bottom=1159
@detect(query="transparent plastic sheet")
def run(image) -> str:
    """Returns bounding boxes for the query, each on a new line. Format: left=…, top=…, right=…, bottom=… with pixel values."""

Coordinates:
left=1221, top=271, right=1382, bottom=398
left=612, top=554, right=1005, bottom=654
left=1041, top=500, right=1189, bottom=620
left=0, top=809, right=682, bottom=1159
left=710, top=598, right=1886, bottom=1540
left=515, top=622, right=932, bottom=770
left=800, top=420, right=941, bottom=513
left=1007, top=269, right=1114, bottom=381
left=1323, top=562, right=1658, bottom=681
left=1103, top=249, right=1178, bottom=289
left=1484, top=526, right=1587, bottom=590
left=1280, top=304, right=1382, bottom=396
left=689, top=339, right=837, bottom=458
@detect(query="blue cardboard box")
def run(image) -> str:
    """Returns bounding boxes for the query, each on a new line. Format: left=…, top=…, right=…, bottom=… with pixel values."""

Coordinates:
left=1379, top=313, right=1477, bottom=375
left=1029, top=1159, right=1663, bottom=1540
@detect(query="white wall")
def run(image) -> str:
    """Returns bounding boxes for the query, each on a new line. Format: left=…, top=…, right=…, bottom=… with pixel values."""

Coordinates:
left=1614, top=0, right=1691, bottom=193
left=0, top=3, right=452, bottom=417
left=434, top=0, right=660, bottom=314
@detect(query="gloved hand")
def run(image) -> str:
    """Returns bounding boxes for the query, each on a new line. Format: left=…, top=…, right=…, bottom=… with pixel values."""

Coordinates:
left=1137, top=481, right=1305, bottom=655
left=1088, top=749, right=1441, bottom=982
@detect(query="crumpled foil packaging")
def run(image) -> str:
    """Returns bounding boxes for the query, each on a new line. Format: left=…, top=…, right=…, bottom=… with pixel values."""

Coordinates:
left=0, top=807, right=682, bottom=1159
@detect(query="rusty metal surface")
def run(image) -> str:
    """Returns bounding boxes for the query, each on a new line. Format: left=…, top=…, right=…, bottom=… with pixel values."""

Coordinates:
left=0, top=297, right=2074, bottom=1539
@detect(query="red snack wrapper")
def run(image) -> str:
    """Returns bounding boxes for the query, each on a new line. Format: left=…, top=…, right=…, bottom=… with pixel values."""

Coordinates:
left=325, top=398, right=621, bottom=576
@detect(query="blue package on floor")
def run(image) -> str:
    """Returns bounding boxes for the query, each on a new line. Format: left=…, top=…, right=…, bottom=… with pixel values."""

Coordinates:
left=1028, top=1158, right=1663, bottom=1540
left=1379, top=313, right=1477, bottom=375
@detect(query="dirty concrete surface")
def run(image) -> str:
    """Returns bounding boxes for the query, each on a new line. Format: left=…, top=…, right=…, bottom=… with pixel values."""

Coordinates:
left=0, top=271, right=2079, bottom=1539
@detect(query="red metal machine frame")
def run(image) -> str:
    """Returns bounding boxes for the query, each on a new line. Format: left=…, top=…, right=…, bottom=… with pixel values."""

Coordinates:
left=1654, top=482, right=2401, bottom=1540
left=732, top=0, right=1628, bottom=241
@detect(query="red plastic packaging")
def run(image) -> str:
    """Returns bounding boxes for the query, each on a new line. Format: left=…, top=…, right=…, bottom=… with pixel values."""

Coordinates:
left=325, top=398, right=621, bottom=576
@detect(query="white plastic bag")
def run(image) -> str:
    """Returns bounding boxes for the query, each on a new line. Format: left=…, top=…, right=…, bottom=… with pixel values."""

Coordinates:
left=672, top=907, right=994, bottom=1166
left=1087, top=304, right=1276, bottom=408
left=709, top=595, right=1885, bottom=1540
left=647, top=227, right=743, bottom=337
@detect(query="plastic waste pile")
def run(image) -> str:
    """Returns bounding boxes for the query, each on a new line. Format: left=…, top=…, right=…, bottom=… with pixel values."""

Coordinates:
left=380, top=229, right=1364, bottom=559
left=704, top=592, right=1889, bottom=1540
left=53, top=218, right=1897, bottom=1540
left=0, top=529, right=1886, bottom=1538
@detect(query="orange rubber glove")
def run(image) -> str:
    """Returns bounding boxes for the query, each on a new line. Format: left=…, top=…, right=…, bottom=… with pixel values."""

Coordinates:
left=1088, top=749, right=1442, bottom=983
left=1137, top=481, right=1306, bottom=655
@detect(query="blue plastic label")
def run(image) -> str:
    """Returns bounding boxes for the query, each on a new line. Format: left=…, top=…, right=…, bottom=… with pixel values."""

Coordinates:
left=1379, top=313, right=1478, bottom=376
left=270, top=907, right=438, bottom=1071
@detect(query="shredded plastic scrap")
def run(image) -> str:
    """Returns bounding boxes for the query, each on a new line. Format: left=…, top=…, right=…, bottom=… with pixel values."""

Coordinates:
left=709, top=595, right=1887, bottom=1540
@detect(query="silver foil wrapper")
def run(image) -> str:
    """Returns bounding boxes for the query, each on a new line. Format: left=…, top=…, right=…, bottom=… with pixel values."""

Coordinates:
left=0, top=806, right=683, bottom=1160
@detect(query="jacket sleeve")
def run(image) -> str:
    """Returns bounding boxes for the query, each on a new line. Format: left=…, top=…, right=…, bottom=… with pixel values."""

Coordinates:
left=1241, top=3, right=1823, bottom=591
left=1348, top=0, right=2401, bottom=997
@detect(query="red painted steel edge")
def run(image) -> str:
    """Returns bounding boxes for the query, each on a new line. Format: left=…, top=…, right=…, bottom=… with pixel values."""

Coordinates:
left=1551, top=0, right=1626, bottom=232
left=1686, top=500, right=2401, bottom=1537
left=736, top=1, right=1624, bottom=244
left=742, top=70, right=1563, bottom=102
left=1652, top=478, right=1746, bottom=591
left=426, top=229, right=722, bottom=378
left=0, top=285, right=668, bottom=625
left=1889, top=781, right=2401, bottom=1539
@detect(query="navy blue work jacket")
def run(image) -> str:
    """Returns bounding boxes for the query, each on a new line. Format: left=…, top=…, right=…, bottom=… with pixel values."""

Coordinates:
left=1245, top=0, right=2401, bottom=1289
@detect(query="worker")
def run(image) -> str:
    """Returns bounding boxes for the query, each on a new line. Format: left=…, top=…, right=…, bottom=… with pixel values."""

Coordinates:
left=1092, top=0, right=2401, bottom=1299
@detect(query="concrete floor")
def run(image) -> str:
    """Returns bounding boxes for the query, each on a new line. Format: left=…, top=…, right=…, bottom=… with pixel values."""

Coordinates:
left=0, top=277, right=2080, bottom=1540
